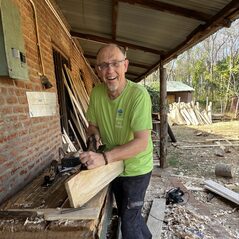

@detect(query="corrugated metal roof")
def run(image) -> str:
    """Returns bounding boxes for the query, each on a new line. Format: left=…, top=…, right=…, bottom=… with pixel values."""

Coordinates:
left=167, top=81, right=195, bottom=92
left=54, top=0, right=239, bottom=82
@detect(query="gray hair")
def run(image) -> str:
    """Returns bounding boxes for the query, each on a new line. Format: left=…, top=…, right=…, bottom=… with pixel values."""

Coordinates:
left=96, top=44, right=127, bottom=59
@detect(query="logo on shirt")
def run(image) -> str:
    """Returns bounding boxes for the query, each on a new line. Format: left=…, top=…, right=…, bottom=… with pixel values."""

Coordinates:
left=117, top=109, right=123, bottom=116
left=116, top=109, right=124, bottom=128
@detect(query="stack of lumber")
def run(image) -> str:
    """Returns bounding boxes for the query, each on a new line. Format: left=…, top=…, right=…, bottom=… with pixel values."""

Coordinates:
left=168, top=101, right=212, bottom=125
left=62, top=65, right=90, bottom=148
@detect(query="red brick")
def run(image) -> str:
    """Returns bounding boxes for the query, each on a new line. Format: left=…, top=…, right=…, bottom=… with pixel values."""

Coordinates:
left=19, top=169, right=27, bottom=175
left=11, top=167, right=20, bottom=175
left=28, top=163, right=35, bottom=171
left=0, top=187, right=4, bottom=193
left=1, top=106, right=13, bottom=114
left=0, top=155, right=6, bottom=164
left=15, top=88, right=26, bottom=96
left=8, top=88, right=16, bottom=96
left=18, top=96, right=28, bottom=104
left=0, top=87, right=8, bottom=95
left=0, top=96, right=5, bottom=104
left=6, top=96, right=18, bottom=104
left=13, top=106, right=25, bottom=113
left=14, top=80, right=26, bottom=88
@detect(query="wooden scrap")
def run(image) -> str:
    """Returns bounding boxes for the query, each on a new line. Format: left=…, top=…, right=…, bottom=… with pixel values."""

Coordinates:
left=178, top=143, right=239, bottom=149
left=186, top=186, right=205, bottom=191
left=65, top=161, right=124, bottom=208
left=204, top=180, right=239, bottom=205
left=62, top=128, right=77, bottom=152
left=225, top=184, right=239, bottom=193
left=96, top=187, right=114, bottom=239
left=68, top=120, right=82, bottom=150
left=214, top=148, right=225, bottom=157
left=147, top=198, right=166, bottom=239
left=215, top=163, right=235, bottom=178
left=44, top=187, right=108, bottom=221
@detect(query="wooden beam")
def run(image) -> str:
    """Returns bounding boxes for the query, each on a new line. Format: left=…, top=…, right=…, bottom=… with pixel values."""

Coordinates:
left=65, top=161, right=124, bottom=208
left=159, top=64, right=167, bottom=168
left=126, top=71, right=140, bottom=76
left=128, top=62, right=150, bottom=69
left=147, top=198, right=166, bottom=239
left=204, top=180, right=239, bottom=205
left=119, top=0, right=211, bottom=22
left=71, top=31, right=164, bottom=55
left=178, top=144, right=239, bottom=149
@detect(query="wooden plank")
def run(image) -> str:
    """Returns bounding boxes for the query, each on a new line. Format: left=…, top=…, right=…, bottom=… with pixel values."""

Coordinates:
left=0, top=172, right=70, bottom=210
left=44, top=187, right=108, bottom=221
left=97, top=187, right=113, bottom=239
left=180, top=108, right=192, bottom=125
left=62, top=69, right=88, bottom=128
left=0, top=231, right=94, bottom=239
left=147, top=198, right=166, bottom=239
left=204, top=180, right=239, bottom=205
left=65, top=161, right=124, bottom=208
left=178, top=144, right=239, bottom=149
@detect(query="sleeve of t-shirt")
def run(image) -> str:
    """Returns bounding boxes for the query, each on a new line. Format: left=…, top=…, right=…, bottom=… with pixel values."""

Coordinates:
left=130, top=87, right=152, bottom=132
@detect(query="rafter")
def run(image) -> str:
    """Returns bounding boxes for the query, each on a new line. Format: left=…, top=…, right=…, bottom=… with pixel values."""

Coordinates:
left=71, top=31, right=164, bottom=55
left=119, top=0, right=211, bottom=22
left=126, top=72, right=140, bottom=77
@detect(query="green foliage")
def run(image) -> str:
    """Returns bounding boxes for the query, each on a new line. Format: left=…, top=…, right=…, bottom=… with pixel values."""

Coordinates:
left=164, top=20, right=239, bottom=112
left=145, top=85, right=160, bottom=113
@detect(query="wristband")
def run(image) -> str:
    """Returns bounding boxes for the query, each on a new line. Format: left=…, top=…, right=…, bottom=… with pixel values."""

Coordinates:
left=101, top=152, right=108, bottom=165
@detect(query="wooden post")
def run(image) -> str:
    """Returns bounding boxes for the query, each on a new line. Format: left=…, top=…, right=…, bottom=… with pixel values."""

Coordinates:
left=159, top=63, right=167, bottom=168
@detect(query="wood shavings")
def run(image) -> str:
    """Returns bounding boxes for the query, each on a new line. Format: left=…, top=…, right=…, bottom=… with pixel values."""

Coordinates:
left=24, top=216, right=45, bottom=226
left=162, top=205, right=211, bottom=239
left=212, top=207, right=238, bottom=218
left=13, top=203, right=33, bottom=208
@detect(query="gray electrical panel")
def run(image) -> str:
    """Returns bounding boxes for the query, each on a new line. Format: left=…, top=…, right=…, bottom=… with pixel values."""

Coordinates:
left=0, top=0, right=28, bottom=80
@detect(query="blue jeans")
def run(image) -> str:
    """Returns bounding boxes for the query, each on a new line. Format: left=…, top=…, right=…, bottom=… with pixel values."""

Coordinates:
left=112, top=172, right=152, bottom=239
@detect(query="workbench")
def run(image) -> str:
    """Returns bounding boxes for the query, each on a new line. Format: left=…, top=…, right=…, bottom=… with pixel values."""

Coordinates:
left=0, top=167, right=112, bottom=239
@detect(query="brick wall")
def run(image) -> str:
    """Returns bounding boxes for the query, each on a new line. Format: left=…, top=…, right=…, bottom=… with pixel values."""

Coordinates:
left=0, top=0, right=95, bottom=204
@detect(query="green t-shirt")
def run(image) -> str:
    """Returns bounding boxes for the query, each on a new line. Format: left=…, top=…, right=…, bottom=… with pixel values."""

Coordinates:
left=86, top=80, right=153, bottom=176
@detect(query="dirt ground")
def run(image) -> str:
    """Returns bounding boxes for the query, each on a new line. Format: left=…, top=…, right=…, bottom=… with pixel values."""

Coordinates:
left=143, top=120, right=239, bottom=239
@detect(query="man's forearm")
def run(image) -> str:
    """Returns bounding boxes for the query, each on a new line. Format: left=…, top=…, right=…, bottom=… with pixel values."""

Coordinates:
left=105, top=130, right=150, bottom=163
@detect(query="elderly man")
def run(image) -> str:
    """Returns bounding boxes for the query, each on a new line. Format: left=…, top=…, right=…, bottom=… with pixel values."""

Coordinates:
left=80, top=44, right=153, bottom=239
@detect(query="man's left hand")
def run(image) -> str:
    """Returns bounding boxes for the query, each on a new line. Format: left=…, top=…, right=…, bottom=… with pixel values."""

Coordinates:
left=79, top=151, right=105, bottom=169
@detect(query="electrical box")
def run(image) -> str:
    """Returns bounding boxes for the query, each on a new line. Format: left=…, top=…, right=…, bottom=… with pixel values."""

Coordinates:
left=0, top=0, right=28, bottom=80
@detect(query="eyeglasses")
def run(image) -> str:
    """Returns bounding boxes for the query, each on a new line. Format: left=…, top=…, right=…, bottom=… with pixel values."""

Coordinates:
left=97, top=59, right=125, bottom=71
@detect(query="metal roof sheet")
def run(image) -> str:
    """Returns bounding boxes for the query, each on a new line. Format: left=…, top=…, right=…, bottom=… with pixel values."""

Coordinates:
left=54, top=0, right=239, bottom=82
left=167, top=81, right=195, bottom=92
